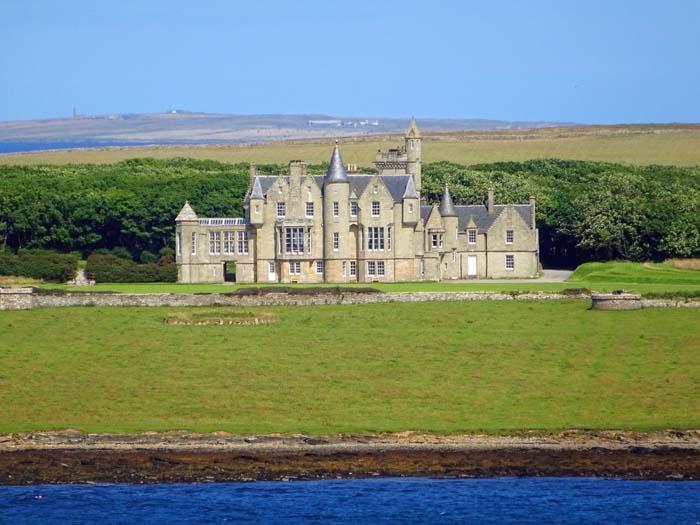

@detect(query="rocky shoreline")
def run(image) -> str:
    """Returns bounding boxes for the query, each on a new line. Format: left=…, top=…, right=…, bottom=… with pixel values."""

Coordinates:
left=2, top=430, right=700, bottom=484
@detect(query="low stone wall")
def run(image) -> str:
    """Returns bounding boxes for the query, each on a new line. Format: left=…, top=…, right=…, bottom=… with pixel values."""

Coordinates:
left=1, top=288, right=698, bottom=311
left=591, top=293, right=642, bottom=311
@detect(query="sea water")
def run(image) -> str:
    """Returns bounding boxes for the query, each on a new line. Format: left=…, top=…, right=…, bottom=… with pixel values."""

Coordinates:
left=2, top=477, right=699, bottom=524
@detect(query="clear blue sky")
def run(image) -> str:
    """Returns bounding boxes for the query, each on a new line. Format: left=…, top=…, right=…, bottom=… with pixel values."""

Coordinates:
left=1, top=0, right=698, bottom=123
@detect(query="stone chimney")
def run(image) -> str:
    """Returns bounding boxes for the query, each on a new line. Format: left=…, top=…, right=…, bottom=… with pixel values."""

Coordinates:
left=487, top=187, right=495, bottom=213
left=249, top=163, right=257, bottom=184
left=529, top=195, right=536, bottom=229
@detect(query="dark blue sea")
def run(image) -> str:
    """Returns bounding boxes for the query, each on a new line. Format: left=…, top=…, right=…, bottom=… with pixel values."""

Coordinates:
left=0, top=140, right=246, bottom=154
left=2, top=477, right=700, bottom=524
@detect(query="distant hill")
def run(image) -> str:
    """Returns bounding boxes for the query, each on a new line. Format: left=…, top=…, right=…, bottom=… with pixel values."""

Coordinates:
left=0, top=112, right=571, bottom=146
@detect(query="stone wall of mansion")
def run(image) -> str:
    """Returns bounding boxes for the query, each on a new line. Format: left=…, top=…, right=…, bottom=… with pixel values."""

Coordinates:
left=175, top=120, right=540, bottom=284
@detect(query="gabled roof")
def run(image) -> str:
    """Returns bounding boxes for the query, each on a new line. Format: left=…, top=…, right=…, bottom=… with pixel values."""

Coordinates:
left=423, top=203, right=533, bottom=231
left=175, top=201, right=198, bottom=221
left=249, top=177, right=264, bottom=200
left=325, top=143, right=349, bottom=183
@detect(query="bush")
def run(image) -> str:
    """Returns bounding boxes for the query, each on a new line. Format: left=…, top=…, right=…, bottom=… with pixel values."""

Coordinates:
left=0, top=250, right=78, bottom=282
left=86, top=253, right=176, bottom=283
left=139, top=250, right=158, bottom=264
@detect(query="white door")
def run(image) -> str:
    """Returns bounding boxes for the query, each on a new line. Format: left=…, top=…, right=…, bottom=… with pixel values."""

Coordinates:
left=467, top=255, right=477, bottom=278
left=268, top=262, right=277, bottom=282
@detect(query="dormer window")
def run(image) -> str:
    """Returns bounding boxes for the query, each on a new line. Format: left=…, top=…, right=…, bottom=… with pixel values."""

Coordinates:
left=372, top=201, right=380, bottom=217
left=506, top=230, right=514, bottom=244
left=350, top=202, right=358, bottom=217
left=277, top=202, right=286, bottom=218
left=468, top=229, right=477, bottom=244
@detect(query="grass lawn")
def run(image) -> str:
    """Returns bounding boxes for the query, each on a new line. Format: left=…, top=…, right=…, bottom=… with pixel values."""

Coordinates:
left=1, top=300, right=698, bottom=434
left=34, top=260, right=700, bottom=296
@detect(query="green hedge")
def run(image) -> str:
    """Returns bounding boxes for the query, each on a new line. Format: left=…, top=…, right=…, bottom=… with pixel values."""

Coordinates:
left=86, top=253, right=176, bottom=283
left=0, top=250, right=78, bottom=282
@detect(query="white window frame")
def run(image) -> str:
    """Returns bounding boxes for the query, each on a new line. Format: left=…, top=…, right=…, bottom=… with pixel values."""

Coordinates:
left=387, top=227, right=392, bottom=250
left=285, top=227, right=305, bottom=254
left=305, top=202, right=314, bottom=218
left=468, top=229, right=477, bottom=245
left=342, top=261, right=347, bottom=277
left=209, top=231, right=221, bottom=255
left=371, top=201, right=380, bottom=217
left=333, top=201, right=339, bottom=217
left=367, top=227, right=385, bottom=251
left=191, top=232, right=197, bottom=255
left=431, top=233, right=443, bottom=249
left=277, top=202, right=286, bottom=218
left=377, top=260, right=385, bottom=277
left=350, top=261, right=356, bottom=276
left=316, top=261, right=324, bottom=274
left=268, top=261, right=276, bottom=274
left=177, top=232, right=182, bottom=256
left=333, top=232, right=339, bottom=251
left=223, top=231, right=235, bottom=255
left=237, top=231, right=249, bottom=255
left=505, top=254, right=515, bottom=271
left=506, top=230, right=514, bottom=244
left=290, top=261, right=301, bottom=275
left=350, top=202, right=358, bottom=217
left=367, top=261, right=376, bottom=276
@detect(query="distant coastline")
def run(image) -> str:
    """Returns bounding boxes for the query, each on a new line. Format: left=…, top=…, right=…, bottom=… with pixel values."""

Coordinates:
left=0, top=140, right=251, bottom=155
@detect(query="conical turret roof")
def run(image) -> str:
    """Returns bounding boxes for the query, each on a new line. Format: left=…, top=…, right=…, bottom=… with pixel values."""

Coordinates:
left=250, top=177, right=264, bottom=200
left=175, top=200, right=198, bottom=221
left=406, top=118, right=421, bottom=138
left=325, top=142, right=349, bottom=183
left=402, top=175, right=419, bottom=199
left=439, top=184, right=457, bottom=217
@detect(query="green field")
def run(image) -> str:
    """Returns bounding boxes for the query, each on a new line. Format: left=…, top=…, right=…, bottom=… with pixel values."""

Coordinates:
left=37, top=261, right=700, bottom=297
left=2, top=125, right=700, bottom=166
left=1, top=300, right=698, bottom=434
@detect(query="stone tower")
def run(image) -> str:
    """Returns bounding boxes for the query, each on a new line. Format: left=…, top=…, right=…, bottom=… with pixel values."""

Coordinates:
left=323, top=142, right=350, bottom=281
left=405, top=118, right=422, bottom=192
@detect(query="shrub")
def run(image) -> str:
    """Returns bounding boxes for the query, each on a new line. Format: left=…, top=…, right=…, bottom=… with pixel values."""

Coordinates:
left=139, top=250, right=158, bottom=264
left=86, top=253, right=176, bottom=283
left=0, top=250, right=78, bottom=282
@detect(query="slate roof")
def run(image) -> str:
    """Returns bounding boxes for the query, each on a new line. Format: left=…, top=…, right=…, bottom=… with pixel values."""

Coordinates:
left=439, top=185, right=457, bottom=217
left=325, top=143, right=349, bottom=183
left=175, top=201, right=198, bottom=221
left=422, top=204, right=533, bottom=231
left=247, top=174, right=414, bottom=204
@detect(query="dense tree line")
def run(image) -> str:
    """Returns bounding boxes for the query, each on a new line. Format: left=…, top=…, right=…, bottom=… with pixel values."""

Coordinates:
left=0, top=157, right=698, bottom=268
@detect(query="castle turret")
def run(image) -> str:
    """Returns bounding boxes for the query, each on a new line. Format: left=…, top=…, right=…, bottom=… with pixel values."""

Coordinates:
left=323, top=142, right=350, bottom=281
left=402, top=176, right=420, bottom=225
left=405, top=118, right=422, bottom=192
left=175, top=201, right=199, bottom=283
left=439, top=184, right=459, bottom=250
left=248, top=177, right=265, bottom=226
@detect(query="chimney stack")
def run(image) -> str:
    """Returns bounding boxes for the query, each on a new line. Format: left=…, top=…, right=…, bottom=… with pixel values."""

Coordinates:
left=487, top=187, right=495, bottom=213
left=249, top=163, right=257, bottom=183
left=529, top=195, right=536, bottom=229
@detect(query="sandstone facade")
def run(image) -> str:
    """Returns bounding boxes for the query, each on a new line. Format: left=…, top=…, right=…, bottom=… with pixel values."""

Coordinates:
left=175, top=120, right=540, bottom=283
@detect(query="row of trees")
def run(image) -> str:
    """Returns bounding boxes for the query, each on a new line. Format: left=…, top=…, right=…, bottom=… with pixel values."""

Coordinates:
left=0, top=157, right=698, bottom=267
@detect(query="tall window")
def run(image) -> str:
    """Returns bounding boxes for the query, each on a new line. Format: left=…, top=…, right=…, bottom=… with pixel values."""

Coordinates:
left=367, top=227, right=385, bottom=251
left=191, top=232, right=197, bottom=255
left=506, top=230, right=514, bottom=244
left=452, top=249, right=457, bottom=262
left=377, top=261, right=385, bottom=277
left=277, top=202, right=286, bottom=218
left=333, top=232, right=339, bottom=251
left=371, top=201, right=380, bottom=217
left=306, top=202, right=314, bottom=217
left=350, top=202, right=358, bottom=217
left=285, top=227, right=305, bottom=254
left=316, top=261, right=324, bottom=274
left=333, top=201, right=339, bottom=217
left=223, top=231, right=235, bottom=255
left=350, top=261, right=356, bottom=276
left=290, top=261, right=301, bottom=275
left=209, top=231, right=221, bottom=255
left=177, top=233, right=182, bottom=256
left=468, top=229, right=477, bottom=244
left=367, top=261, right=376, bottom=276
left=342, top=261, right=347, bottom=277
left=269, top=262, right=276, bottom=274
left=505, top=254, right=515, bottom=270
left=387, top=227, right=392, bottom=250
left=237, top=231, right=249, bottom=255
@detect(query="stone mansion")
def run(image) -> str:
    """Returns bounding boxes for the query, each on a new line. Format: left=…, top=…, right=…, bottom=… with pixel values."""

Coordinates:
left=175, top=120, right=540, bottom=283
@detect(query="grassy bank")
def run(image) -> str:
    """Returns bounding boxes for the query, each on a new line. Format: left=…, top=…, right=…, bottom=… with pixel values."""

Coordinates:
left=1, top=301, right=698, bottom=434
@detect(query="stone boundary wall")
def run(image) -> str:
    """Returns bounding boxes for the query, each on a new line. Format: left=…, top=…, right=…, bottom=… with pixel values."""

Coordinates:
left=1, top=288, right=699, bottom=311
